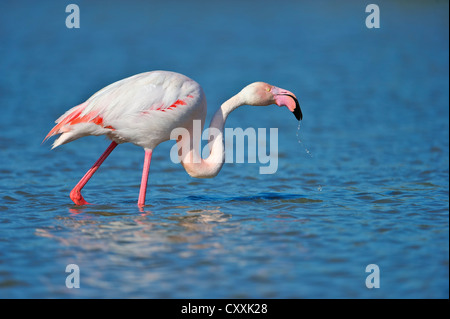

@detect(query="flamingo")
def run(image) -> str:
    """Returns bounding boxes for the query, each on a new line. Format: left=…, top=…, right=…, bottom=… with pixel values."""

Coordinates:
left=44, top=71, right=302, bottom=207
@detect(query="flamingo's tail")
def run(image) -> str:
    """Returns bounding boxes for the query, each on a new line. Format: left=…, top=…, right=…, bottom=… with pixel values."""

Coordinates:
left=43, top=102, right=88, bottom=148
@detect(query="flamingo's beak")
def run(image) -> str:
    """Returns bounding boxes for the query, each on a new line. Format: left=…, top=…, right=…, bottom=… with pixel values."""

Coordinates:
left=272, top=87, right=303, bottom=121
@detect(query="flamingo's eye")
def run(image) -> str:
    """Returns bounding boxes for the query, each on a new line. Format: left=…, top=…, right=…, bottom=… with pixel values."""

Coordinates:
left=266, top=87, right=271, bottom=92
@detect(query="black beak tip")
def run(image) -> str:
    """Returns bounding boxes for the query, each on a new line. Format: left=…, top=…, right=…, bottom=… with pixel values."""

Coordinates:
left=283, top=94, right=302, bottom=121
left=292, top=99, right=302, bottom=121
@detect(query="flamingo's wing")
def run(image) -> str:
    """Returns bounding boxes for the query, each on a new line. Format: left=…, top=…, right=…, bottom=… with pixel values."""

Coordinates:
left=44, top=71, right=197, bottom=148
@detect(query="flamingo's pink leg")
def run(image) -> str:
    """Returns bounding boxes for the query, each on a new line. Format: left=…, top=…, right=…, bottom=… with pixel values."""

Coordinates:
left=70, top=141, right=118, bottom=205
left=138, top=149, right=153, bottom=207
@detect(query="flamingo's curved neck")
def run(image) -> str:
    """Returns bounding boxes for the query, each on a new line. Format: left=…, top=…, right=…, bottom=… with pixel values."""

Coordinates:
left=180, top=94, right=243, bottom=178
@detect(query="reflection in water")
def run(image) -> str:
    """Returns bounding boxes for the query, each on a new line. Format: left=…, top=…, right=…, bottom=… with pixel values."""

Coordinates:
left=35, top=192, right=317, bottom=255
left=34, top=206, right=241, bottom=296
left=32, top=197, right=319, bottom=297
left=35, top=206, right=232, bottom=255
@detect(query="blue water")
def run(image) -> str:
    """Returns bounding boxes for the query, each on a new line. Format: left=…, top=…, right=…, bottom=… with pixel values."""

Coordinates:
left=0, top=1, right=448, bottom=298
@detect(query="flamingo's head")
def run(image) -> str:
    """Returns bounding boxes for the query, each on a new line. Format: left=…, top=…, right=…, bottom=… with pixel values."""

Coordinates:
left=240, top=82, right=302, bottom=121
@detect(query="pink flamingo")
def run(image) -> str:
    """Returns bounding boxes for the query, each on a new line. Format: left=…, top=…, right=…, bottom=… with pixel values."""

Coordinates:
left=44, top=71, right=302, bottom=207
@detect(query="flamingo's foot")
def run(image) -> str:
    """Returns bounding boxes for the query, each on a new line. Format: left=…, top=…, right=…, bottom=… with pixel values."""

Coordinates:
left=70, top=189, right=91, bottom=206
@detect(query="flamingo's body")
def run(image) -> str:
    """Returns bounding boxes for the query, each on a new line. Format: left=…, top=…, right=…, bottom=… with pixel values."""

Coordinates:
left=44, top=71, right=302, bottom=207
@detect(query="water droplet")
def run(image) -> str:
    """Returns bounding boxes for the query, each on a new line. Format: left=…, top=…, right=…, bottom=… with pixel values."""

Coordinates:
left=296, top=122, right=313, bottom=158
left=296, top=123, right=323, bottom=193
